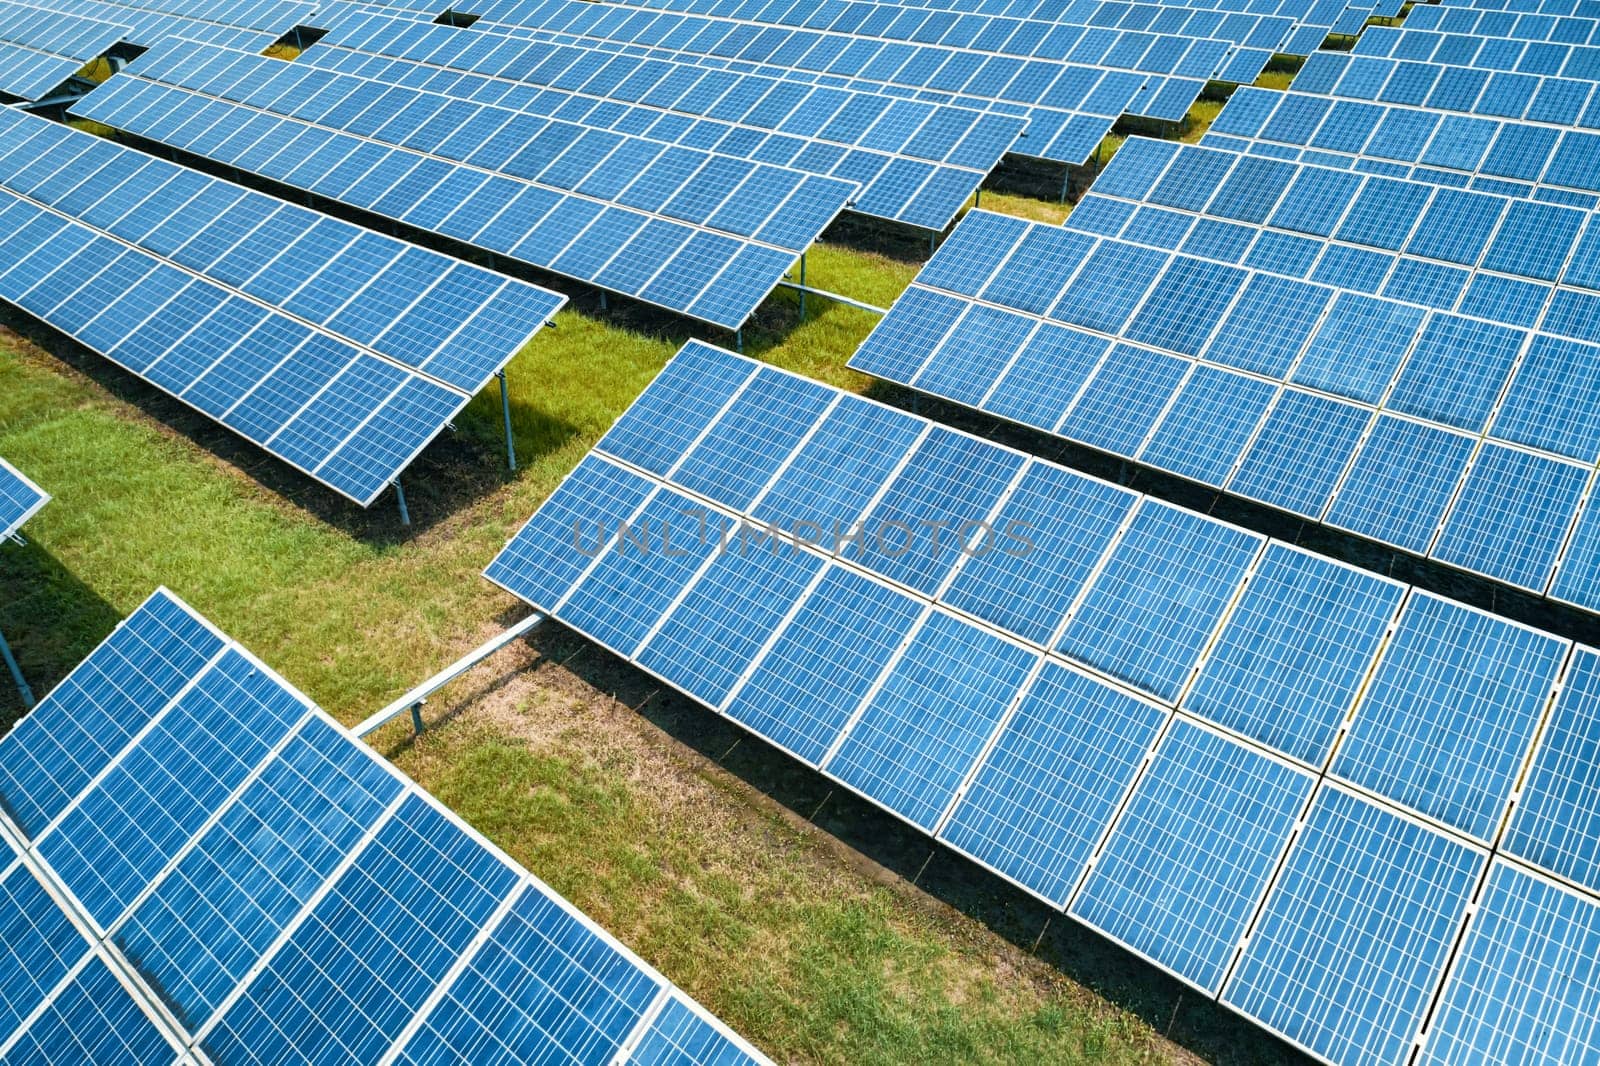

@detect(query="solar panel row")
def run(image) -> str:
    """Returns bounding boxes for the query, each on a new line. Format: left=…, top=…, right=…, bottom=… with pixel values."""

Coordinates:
left=1202, top=84, right=1600, bottom=203
left=19, top=0, right=313, bottom=51
left=74, top=39, right=854, bottom=329
left=1358, top=18, right=1600, bottom=74
left=0, top=107, right=566, bottom=505
left=466, top=0, right=1233, bottom=157
left=0, top=0, right=129, bottom=102
left=311, top=10, right=1026, bottom=231
left=848, top=136, right=1600, bottom=607
left=510, top=0, right=1254, bottom=72
left=1290, top=44, right=1600, bottom=125
left=0, top=588, right=769, bottom=1065
left=486, top=339, right=1600, bottom=1066
left=0, top=458, right=48, bottom=543
left=1408, top=0, right=1600, bottom=42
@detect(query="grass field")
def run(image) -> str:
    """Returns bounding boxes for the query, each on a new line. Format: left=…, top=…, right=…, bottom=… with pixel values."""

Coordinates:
left=0, top=111, right=1307, bottom=1063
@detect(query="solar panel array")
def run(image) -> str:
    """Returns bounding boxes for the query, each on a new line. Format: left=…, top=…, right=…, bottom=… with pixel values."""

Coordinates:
left=0, top=587, right=769, bottom=1065
left=836, top=0, right=1396, bottom=54
left=1285, top=37, right=1600, bottom=125
left=309, top=11, right=1025, bottom=232
left=458, top=0, right=1254, bottom=160
left=0, top=107, right=566, bottom=506
left=1202, top=85, right=1600, bottom=203
left=0, top=458, right=48, bottom=542
left=847, top=132, right=1600, bottom=611
left=74, top=39, right=855, bottom=330
left=0, top=0, right=129, bottom=102
left=487, top=339, right=1600, bottom=1066
left=21, top=0, right=315, bottom=51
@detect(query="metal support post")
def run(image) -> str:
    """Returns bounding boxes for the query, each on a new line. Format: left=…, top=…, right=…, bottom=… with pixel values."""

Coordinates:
left=393, top=479, right=410, bottom=526
left=354, top=613, right=546, bottom=738
left=599, top=291, right=608, bottom=311
left=975, top=188, right=983, bottom=208
left=0, top=628, right=33, bottom=709
left=798, top=254, right=807, bottom=321
left=498, top=370, right=516, bottom=472
left=735, top=328, right=744, bottom=354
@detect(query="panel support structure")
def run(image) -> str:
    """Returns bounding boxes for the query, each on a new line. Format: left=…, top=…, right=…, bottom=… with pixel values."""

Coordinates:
left=354, top=612, right=545, bottom=738
left=0, top=627, right=33, bottom=709
left=499, top=370, right=516, bottom=473
left=393, top=479, right=410, bottom=526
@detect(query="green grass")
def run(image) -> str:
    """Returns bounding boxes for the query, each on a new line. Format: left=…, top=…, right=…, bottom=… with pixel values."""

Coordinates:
left=0, top=151, right=1302, bottom=1061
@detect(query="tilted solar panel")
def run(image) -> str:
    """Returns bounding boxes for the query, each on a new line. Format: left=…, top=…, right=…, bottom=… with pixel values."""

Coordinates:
left=0, top=587, right=769, bottom=1065
left=847, top=130, right=1600, bottom=608
left=0, top=0, right=130, bottom=102
left=486, top=340, right=1600, bottom=1063
left=73, top=39, right=855, bottom=330
left=17, top=0, right=315, bottom=51
left=0, top=108, right=566, bottom=506
left=0, top=459, right=48, bottom=543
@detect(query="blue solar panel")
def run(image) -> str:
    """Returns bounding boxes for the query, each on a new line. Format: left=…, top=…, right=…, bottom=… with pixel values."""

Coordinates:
left=0, top=589, right=767, bottom=1064
left=0, top=458, right=47, bottom=543
left=825, top=611, right=1036, bottom=830
left=0, top=109, right=565, bottom=508
left=1325, top=416, right=1476, bottom=554
left=1184, top=544, right=1404, bottom=766
left=938, top=662, right=1163, bottom=906
left=1222, top=785, right=1483, bottom=1066
left=1332, top=592, right=1567, bottom=840
left=1056, top=502, right=1262, bottom=701
left=0, top=0, right=129, bottom=102
left=1503, top=646, right=1600, bottom=894
left=1432, top=444, right=1591, bottom=591
left=1071, top=718, right=1312, bottom=993
left=1421, top=861, right=1600, bottom=1066
left=75, top=40, right=851, bottom=330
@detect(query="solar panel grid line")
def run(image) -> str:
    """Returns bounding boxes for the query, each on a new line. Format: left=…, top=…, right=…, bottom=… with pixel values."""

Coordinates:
left=710, top=552, right=836, bottom=715
left=185, top=790, right=410, bottom=1045
left=23, top=641, right=237, bottom=874
left=0, top=941, right=179, bottom=1063
left=371, top=878, right=531, bottom=1066
left=608, top=986, right=674, bottom=1065
left=547, top=485, right=667, bottom=616
left=920, top=471, right=1132, bottom=837
left=120, top=40, right=844, bottom=258
left=1410, top=855, right=1597, bottom=1065
left=812, top=611, right=934, bottom=772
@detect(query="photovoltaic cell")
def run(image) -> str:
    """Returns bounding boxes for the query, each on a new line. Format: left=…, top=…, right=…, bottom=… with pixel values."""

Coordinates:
left=0, top=458, right=47, bottom=542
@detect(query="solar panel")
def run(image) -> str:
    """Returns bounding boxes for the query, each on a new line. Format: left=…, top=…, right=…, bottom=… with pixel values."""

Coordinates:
left=74, top=40, right=853, bottom=331
left=487, top=340, right=1600, bottom=1061
left=0, top=108, right=566, bottom=507
left=0, top=588, right=769, bottom=1064
left=18, top=0, right=314, bottom=51
left=849, top=130, right=1600, bottom=607
left=445, top=0, right=1229, bottom=162
left=1223, top=785, right=1484, bottom=1066
left=1070, top=717, right=1312, bottom=993
left=0, top=0, right=130, bottom=102
left=0, top=459, right=48, bottom=543
left=311, top=11, right=1026, bottom=232
left=1421, top=860, right=1600, bottom=1066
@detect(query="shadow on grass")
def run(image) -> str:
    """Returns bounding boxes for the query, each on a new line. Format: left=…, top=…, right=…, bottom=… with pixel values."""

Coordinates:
left=386, top=617, right=1312, bottom=1066
left=1, top=310, right=584, bottom=541
left=0, top=539, right=120, bottom=726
